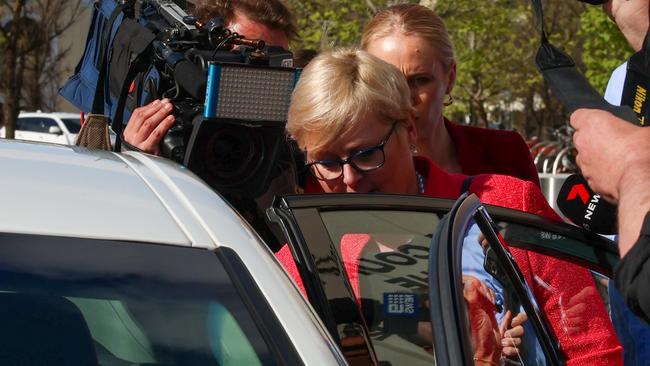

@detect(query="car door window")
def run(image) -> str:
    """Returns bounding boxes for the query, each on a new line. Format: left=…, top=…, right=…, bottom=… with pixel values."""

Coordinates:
left=273, top=194, right=638, bottom=366
left=62, top=118, right=81, bottom=133
left=17, top=118, right=57, bottom=133
left=491, top=219, right=650, bottom=366
left=40, top=118, right=59, bottom=133
left=16, top=118, right=43, bottom=132
left=320, top=210, right=442, bottom=366
left=459, top=218, right=551, bottom=366
left=273, top=195, right=557, bottom=365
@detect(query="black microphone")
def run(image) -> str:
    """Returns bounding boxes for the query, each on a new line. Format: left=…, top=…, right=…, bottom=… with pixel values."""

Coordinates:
left=556, top=174, right=617, bottom=234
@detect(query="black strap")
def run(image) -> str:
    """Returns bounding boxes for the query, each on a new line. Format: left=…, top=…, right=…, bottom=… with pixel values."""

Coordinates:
left=621, top=21, right=650, bottom=126
left=111, top=61, right=142, bottom=151
left=529, top=0, right=639, bottom=124
left=460, top=176, right=474, bottom=196
left=91, top=3, right=126, bottom=114
left=108, top=18, right=155, bottom=151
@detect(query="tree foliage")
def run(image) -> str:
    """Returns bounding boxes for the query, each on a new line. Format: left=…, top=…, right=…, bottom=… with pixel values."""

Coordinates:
left=437, top=0, right=630, bottom=139
left=285, top=0, right=417, bottom=51
left=286, top=0, right=632, bottom=140
left=578, top=6, right=633, bottom=93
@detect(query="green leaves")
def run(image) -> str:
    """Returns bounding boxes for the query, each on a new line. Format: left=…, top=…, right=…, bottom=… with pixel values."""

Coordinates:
left=286, top=0, right=391, bottom=51
left=285, top=0, right=632, bottom=137
left=578, top=6, right=633, bottom=93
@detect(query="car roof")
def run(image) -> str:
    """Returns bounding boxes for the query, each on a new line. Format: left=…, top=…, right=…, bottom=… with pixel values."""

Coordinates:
left=18, top=111, right=81, bottom=119
left=0, top=139, right=260, bottom=249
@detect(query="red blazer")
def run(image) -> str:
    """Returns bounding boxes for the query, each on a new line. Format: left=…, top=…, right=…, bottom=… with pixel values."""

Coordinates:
left=277, top=157, right=621, bottom=365
left=445, top=119, right=540, bottom=187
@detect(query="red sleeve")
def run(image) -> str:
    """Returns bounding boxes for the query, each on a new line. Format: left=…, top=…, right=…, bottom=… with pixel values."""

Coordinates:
left=515, top=182, right=623, bottom=365
left=275, top=244, right=307, bottom=296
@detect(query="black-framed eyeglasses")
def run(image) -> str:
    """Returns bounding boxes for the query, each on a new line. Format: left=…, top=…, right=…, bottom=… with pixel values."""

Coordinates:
left=306, top=122, right=399, bottom=181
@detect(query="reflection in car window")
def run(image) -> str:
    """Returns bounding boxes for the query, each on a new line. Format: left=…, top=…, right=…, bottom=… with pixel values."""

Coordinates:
left=319, top=209, right=552, bottom=366
left=320, top=210, right=441, bottom=366
left=491, top=221, right=627, bottom=365
left=497, top=220, right=650, bottom=365
left=461, top=220, right=547, bottom=365
left=0, top=234, right=278, bottom=366
left=62, top=118, right=81, bottom=133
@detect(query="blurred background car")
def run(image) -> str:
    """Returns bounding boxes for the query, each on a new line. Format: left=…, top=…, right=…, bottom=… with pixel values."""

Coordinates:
left=0, top=111, right=117, bottom=146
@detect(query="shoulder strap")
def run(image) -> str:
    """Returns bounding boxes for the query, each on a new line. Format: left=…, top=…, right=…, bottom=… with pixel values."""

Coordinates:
left=460, top=176, right=474, bottom=196
left=108, top=18, right=155, bottom=151
left=529, top=0, right=638, bottom=124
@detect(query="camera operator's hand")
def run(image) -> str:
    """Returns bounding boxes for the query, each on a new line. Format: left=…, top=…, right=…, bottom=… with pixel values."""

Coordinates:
left=571, top=108, right=650, bottom=255
left=570, top=108, right=650, bottom=203
left=123, top=99, right=176, bottom=155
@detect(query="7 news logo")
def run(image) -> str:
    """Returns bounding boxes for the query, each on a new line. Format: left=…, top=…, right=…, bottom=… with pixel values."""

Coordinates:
left=566, top=183, right=601, bottom=221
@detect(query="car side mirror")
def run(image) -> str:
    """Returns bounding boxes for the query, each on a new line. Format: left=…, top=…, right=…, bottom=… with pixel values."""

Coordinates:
left=48, top=126, right=62, bottom=135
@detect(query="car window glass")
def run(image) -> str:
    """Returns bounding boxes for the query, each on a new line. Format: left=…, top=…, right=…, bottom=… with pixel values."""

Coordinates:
left=319, top=210, right=442, bottom=366
left=41, top=118, right=58, bottom=132
left=17, top=118, right=57, bottom=133
left=460, top=219, right=548, bottom=366
left=494, top=221, right=648, bottom=365
left=62, top=118, right=81, bottom=133
left=15, top=118, right=39, bottom=131
left=15, top=119, right=27, bottom=131
left=0, top=234, right=278, bottom=366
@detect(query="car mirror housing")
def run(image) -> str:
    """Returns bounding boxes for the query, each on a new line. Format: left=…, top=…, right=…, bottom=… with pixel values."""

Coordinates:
left=48, top=126, right=62, bottom=135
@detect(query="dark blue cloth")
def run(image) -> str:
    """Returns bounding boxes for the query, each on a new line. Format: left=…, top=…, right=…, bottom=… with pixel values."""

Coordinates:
left=609, top=282, right=650, bottom=365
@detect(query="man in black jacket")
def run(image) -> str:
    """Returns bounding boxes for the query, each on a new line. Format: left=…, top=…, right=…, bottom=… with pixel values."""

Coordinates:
left=571, top=0, right=650, bottom=323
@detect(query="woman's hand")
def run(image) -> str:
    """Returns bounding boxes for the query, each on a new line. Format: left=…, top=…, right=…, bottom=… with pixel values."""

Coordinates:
left=463, top=276, right=501, bottom=365
left=500, top=310, right=527, bottom=359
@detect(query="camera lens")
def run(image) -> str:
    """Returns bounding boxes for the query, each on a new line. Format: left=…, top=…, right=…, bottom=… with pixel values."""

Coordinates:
left=203, top=125, right=264, bottom=186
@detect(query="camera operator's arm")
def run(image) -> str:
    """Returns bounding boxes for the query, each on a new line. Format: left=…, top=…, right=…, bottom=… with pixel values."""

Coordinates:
left=123, top=98, right=176, bottom=155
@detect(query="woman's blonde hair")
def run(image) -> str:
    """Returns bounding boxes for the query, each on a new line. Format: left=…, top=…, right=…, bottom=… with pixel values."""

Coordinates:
left=361, top=4, right=455, bottom=70
left=287, top=48, right=414, bottom=152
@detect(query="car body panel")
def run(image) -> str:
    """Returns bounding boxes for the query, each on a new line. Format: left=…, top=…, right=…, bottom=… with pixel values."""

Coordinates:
left=0, top=138, right=345, bottom=365
left=0, top=140, right=188, bottom=244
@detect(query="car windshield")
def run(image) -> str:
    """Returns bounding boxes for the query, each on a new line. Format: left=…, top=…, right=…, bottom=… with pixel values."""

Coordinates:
left=62, top=118, right=81, bottom=133
left=0, top=233, right=277, bottom=366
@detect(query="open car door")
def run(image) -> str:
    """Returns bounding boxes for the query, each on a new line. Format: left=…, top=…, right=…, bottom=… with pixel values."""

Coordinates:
left=269, top=193, right=642, bottom=366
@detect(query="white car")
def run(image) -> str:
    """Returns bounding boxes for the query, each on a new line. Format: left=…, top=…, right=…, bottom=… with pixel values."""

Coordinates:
left=0, top=138, right=631, bottom=366
left=0, top=139, right=344, bottom=366
left=0, top=111, right=117, bottom=146
left=0, top=111, right=81, bottom=145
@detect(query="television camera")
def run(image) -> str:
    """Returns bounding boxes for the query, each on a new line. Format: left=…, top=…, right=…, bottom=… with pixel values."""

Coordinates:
left=107, top=0, right=299, bottom=248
